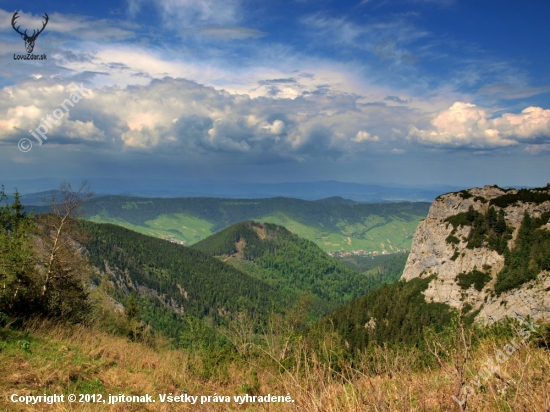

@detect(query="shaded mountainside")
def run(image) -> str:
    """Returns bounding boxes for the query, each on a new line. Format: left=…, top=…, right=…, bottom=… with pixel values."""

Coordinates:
left=335, top=252, right=408, bottom=287
left=402, top=184, right=550, bottom=323
left=82, top=221, right=281, bottom=340
left=192, top=221, right=385, bottom=315
left=321, top=276, right=455, bottom=351
left=72, top=195, right=429, bottom=253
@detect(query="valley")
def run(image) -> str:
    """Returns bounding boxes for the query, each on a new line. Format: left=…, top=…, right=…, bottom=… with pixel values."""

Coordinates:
left=80, top=196, right=429, bottom=253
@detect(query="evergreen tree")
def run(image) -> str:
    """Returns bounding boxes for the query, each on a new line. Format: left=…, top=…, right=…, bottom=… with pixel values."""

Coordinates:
left=0, top=187, right=37, bottom=317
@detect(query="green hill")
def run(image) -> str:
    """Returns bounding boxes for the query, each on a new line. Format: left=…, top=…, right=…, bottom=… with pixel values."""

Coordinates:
left=192, top=221, right=387, bottom=316
left=79, top=196, right=429, bottom=253
left=82, top=221, right=282, bottom=341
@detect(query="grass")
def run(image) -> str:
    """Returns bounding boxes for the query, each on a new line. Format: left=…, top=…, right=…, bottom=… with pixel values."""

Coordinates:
left=88, top=214, right=214, bottom=246
left=88, top=210, right=422, bottom=254
left=1, top=319, right=548, bottom=411
left=255, top=213, right=420, bottom=253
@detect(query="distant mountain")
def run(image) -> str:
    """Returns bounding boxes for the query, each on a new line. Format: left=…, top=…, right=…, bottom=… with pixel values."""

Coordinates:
left=314, top=196, right=358, bottom=205
left=73, top=196, right=430, bottom=254
left=113, top=180, right=458, bottom=202
left=9, top=179, right=460, bottom=202
left=192, top=221, right=386, bottom=315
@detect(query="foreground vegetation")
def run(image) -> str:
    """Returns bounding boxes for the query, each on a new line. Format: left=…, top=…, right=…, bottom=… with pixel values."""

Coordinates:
left=1, top=317, right=549, bottom=411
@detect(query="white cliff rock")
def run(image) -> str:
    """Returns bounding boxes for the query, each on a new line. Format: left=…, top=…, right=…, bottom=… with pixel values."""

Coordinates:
left=402, top=185, right=550, bottom=323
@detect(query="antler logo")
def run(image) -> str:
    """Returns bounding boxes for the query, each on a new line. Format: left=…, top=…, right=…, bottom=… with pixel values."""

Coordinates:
left=11, top=10, right=49, bottom=54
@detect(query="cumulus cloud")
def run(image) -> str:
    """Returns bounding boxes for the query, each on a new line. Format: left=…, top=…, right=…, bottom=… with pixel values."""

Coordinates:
left=493, top=107, right=550, bottom=140
left=0, top=77, right=397, bottom=160
left=407, top=102, right=550, bottom=149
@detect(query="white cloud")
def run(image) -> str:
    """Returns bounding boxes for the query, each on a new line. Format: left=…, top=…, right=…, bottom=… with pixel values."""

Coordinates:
left=493, top=107, right=550, bottom=140
left=352, top=130, right=379, bottom=142
left=0, top=77, right=396, bottom=159
left=406, top=102, right=550, bottom=148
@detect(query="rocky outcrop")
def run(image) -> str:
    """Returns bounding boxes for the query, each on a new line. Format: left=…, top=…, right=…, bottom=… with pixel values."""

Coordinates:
left=402, top=185, right=550, bottom=323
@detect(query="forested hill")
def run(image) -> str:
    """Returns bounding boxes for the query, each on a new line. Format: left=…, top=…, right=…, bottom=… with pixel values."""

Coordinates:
left=192, top=221, right=384, bottom=315
left=81, top=221, right=281, bottom=339
left=76, top=196, right=429, bottom=253
left=318, top=276, right=455, bottom=352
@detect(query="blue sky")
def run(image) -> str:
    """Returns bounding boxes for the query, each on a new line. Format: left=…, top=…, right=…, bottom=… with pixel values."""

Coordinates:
left=1, top=0, right=549, bottom=192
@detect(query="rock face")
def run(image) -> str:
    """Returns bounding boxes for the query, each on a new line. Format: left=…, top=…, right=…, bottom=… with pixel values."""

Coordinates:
left=402, top=185, right=550, bottom=323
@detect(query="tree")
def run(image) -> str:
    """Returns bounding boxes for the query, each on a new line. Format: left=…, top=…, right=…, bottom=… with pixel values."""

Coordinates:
left=0, top=187, right=36, bottom=317
left=35, top=181, right=94, bottom=320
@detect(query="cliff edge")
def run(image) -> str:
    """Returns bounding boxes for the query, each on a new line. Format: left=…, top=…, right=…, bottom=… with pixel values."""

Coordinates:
left=402, top=185, right=550, bottom=323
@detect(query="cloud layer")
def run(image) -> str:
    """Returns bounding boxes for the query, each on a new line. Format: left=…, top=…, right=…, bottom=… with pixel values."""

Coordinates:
left=0, top=77, right=386, bottom=161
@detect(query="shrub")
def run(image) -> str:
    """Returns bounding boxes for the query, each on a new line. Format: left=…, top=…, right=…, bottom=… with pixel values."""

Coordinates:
left=456, top=270, right=491, bottom=291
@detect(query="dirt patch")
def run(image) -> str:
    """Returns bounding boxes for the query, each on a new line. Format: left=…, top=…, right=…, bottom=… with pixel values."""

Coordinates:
left=252, top=224, right=267, bottom=240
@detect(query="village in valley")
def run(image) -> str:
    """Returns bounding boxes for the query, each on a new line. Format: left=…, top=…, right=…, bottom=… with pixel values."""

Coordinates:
left=327, top=248, right=409, bottom=258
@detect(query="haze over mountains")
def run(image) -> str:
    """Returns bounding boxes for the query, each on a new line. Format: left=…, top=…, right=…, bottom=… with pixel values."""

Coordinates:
left=8, top=179, right=460, bottom=203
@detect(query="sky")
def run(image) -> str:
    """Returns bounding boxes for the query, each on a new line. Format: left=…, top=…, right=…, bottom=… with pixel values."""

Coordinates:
left=0, top=0, right=549, bottom=193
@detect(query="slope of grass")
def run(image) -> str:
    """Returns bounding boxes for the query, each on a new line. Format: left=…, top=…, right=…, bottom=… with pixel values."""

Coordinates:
left=1, top=319, right=548, bottom=411
left=88, top=213, right=213, bottom=245
left=254, top=213, right=420, bottom=253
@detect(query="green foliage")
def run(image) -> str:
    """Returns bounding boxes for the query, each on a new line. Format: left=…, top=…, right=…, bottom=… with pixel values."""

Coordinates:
left=81, top=221, right=280, bottom=341
left=456, top=270, right=491, bottom=291
left=458, top=190, right=473, bottom=199
left=0, top=187, right=38, bottom=317
left=495, top=211, right=550, bottom=295
left=76, top=196, right=430, bottom=252
left=320, top=276, right=455, bottom=352
left=193, top=221, right=388, bottom=316
left=444, top=207, right=478, bottom=231
left=179, top=315, right=230, bottom=352
left=446, top=235, right=460, bottom=245
left=1, top=185, right=92, bottom=322
left=17, top=339, right=31, bottom=353
left=490, top=187, right=550, bottom=208
left=444, top=206, right=511, bottom=253
left=335, top=252, right=408, bottom=287
left=450, top=250, right=460, bottom=261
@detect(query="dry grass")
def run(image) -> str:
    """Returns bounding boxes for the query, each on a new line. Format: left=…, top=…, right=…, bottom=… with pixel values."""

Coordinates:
left=1, top=320, right=549, bottom=411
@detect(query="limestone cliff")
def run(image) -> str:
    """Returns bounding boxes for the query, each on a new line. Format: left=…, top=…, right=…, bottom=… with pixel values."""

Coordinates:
left=402, top=185, right=550, bottom=323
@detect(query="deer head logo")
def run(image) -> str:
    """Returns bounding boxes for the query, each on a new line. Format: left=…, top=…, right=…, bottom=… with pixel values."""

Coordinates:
left=11, top=11, right=49, bottom=54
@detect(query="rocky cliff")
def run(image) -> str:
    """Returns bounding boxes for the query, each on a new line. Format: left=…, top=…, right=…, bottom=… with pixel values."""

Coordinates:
left=402, top=185, right=550, bottom=323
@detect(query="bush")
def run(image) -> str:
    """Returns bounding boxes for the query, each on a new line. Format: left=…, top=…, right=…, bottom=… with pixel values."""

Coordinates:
left=456, top=270, right=491, bottom=291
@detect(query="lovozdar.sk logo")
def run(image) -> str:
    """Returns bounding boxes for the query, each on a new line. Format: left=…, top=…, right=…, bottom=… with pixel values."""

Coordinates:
left=11, top=10, right=48, bottom=60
